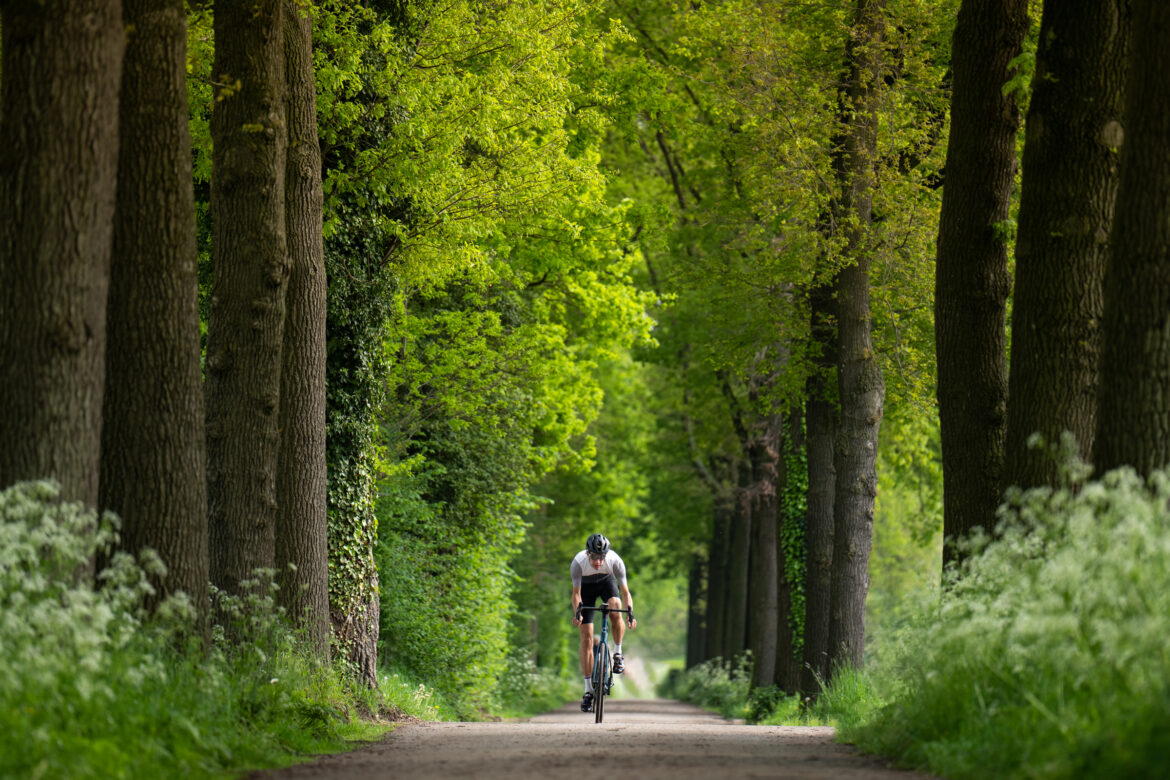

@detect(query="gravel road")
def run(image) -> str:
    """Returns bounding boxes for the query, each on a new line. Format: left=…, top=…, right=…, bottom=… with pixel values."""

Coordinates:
left=254, top=698, right=936, bottom=779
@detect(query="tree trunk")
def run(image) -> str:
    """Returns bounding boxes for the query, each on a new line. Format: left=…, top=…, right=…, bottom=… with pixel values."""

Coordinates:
left=705, top=499, right=731, bottom=661
left=686, top=553, right=707, bottom=669
left=748, top=427, right=779, bottom=690
left=324, top=215, right=388, bottom=688
left=100, top=0, right=208, bottom=625
left=276, top=0, right=330, bottom=657
left=0, top=0, right=123, bottom=510
left=828, top=0, right=886, bottom=673
left=1094, top=0, right=1170, bottom=476
left=934, top=0, right=1027, bottom=565
left=724, top=462, right=753, bottom=658
left=800, top=283, right=836, bottom=695
left=775, top=411, right=803, bottom=694
left=206, top=0, right=288, bottom=599
left=1004, top=0, right=1130, bottom=491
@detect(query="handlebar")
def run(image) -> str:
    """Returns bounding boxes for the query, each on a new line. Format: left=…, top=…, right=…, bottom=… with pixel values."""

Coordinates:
left=576, top=605, right=635, bottom=622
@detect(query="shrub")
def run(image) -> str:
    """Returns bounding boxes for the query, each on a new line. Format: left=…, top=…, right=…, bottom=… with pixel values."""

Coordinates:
left=657, top=654, right=753, bottom=719
left=848, top=464, right=1170, bottom=779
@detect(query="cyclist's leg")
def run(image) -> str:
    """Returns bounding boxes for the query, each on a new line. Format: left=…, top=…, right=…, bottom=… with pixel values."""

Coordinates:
left=579, top=621, right=595, bottom=680
left=607, top=596, right=627, bottom=673
left=607, top=596, right=625, bottom=646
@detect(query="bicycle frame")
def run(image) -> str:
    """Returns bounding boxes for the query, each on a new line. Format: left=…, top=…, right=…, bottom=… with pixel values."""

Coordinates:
left=578, top=604, right=632, bottom=723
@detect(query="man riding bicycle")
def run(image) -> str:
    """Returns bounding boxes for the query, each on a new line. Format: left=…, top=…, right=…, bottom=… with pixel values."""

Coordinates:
left=571, top=533, right=636, bottom=712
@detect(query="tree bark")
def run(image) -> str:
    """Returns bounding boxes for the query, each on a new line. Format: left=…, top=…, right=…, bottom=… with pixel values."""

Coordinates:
left=724, top=462, right=753, bottom=658
left=1004, top=0, right=1130, bottom=491
left=704, top=499, right=731, bottom=661
left=1095, top=0, right=1170, bottom=476
left=828, top=0, right=886, bottom=673
left=934, top=0, right=1028, bottom=565
left=0, top=0, right=123, bottom=510
left=276, top=0, right=330, bottom=657
left=686, top=553, right=707, bottom=669
left=748, top=425, right=780, bottom=689
left=100, top=0, right=208, bottom=625
left=800, top=283, right=836, bottom=695
left=206, top=0, right=288, bottom=599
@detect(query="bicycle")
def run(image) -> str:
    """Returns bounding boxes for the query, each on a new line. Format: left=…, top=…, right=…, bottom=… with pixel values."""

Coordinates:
left=577, top=604, right=634, bottom=723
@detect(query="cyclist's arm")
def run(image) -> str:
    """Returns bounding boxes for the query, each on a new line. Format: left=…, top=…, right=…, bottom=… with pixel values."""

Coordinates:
left=620, top=582, right=637, bottom=628
left=571, top=586, right=583, bottom=625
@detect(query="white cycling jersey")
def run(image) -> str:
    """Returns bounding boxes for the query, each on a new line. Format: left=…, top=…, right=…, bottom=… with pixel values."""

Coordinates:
left=570, top=549, right=627, bottom=588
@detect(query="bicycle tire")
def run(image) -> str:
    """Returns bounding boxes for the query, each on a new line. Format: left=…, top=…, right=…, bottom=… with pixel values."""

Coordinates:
left=594, top=646, right=609, bottom=723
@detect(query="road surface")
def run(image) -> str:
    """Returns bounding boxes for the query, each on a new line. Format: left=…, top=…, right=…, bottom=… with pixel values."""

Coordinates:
left=254, top=698, right=936, bottom=779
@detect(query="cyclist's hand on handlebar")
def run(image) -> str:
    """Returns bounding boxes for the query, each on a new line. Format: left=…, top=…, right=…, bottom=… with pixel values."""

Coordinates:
left=572, top=606, right=583, bottom=627
left=627, top=615, right=637, bottom=629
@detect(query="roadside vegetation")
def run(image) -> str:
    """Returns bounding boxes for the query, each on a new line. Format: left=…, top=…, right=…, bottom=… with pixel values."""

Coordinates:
left=665, top=460, right=1170, bottom=779
left=0, top=481, right=390, bottom=779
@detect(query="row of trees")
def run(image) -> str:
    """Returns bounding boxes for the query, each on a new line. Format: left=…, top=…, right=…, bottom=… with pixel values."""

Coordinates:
left=1, top=0, right=658, bottom=702
left=586, top=0, right=946, bottom=694
left=0, top=0, right=343, bottom=659
left=603, top=0, right=1169, bottom=699
left=6, top=0, right=1167, bottom=707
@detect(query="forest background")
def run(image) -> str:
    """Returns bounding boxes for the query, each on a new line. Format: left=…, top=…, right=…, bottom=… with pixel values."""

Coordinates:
left=4, top=0, right=1170, bottom=778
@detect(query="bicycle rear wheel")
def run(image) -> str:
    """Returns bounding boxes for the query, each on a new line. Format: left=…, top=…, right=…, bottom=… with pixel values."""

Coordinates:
left=594, top=646, right=609, bottom=723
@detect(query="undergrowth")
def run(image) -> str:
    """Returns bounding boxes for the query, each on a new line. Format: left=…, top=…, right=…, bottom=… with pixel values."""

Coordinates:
left=666, top=459, right=1170, bottom=780
left=847, top=462, right=1170, bottom=779
left=0, top=481, right=393, bottom=780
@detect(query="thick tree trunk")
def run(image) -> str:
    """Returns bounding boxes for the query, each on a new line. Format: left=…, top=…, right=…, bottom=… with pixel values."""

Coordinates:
left=276, top=0, right=331, bottom=657
left=934, top=0, right=1027, bottom=564
left=828, top=0, right=886, bottom=673
left=100, top=0, right=208, bottom=624
left=704, top=500, right=731, bottom=661
left=0, top=0, right=123, bottom=510
left=206, top=0, right=289, bottom=598
left=748, top=427, right=780, bottom=690
left=724, top=463, right=753, bottom=658
left=1094, top=0, right=1170, bottom=476
left=1004, top=0, right=1130, bottom=491
left=800, top=284, right=836, bottom=695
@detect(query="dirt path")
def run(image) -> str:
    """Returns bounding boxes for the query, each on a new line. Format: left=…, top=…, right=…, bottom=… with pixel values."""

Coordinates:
left=255, top=698, right=935, bottom=779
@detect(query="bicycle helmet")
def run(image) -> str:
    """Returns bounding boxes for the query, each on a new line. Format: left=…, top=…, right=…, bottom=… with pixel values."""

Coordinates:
left=586, top=533, right=610, bottom=557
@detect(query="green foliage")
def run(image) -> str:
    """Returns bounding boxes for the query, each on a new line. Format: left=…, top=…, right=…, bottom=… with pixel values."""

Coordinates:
left=660, top=649, right=891, bottom=728
left=374, top=452, right=523, bottom=718
left=868, top=408, right=943, bottom=633
left=657, top=654, right=753, bottom=720
left=324, top=207, right=396, bottom=665
left=779, top=423, right=808, bottom=655
left=848, top=465, right=1170, bottom=779
left=0, top=482, right=390, bottom=780
left=377, top=666, right=461, bottom=721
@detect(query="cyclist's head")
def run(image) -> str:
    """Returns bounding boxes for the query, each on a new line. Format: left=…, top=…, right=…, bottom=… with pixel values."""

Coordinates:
left=586, top=533, right=610, bottom=559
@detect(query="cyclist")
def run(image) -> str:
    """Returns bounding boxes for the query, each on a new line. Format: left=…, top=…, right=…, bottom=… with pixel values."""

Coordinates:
left=570, top=532, right=636, bottom=712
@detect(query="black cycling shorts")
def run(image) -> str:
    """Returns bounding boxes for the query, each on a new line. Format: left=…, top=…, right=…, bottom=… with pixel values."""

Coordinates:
left=580, top=574, right=620, bottom=624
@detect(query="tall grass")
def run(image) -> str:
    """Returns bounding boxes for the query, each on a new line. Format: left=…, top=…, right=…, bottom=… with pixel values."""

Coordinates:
left=0, top=481, right=390, bottom=779
left=846, top=463, right=1170, bottom=779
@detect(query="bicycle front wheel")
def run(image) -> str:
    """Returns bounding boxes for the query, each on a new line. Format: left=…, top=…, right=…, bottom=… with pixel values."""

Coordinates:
left=594, top=647, right=609, bottom=723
